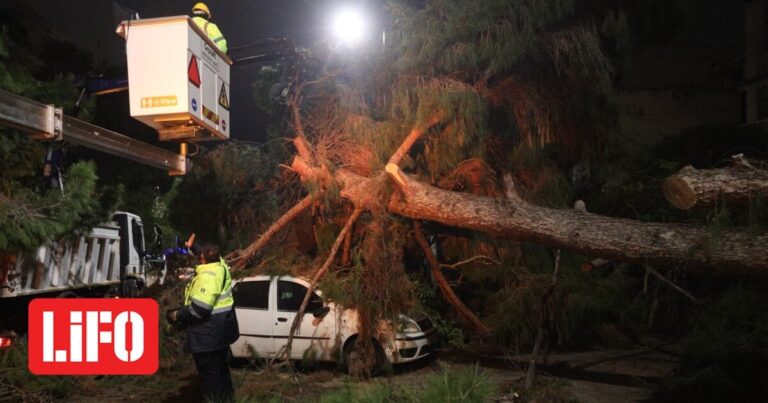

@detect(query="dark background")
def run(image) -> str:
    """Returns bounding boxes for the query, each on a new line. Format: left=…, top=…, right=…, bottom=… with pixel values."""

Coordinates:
left=17, top=0, right=356, bottom=142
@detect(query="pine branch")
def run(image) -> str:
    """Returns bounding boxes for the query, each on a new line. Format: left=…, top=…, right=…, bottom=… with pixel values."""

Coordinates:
left=387, top=111, right=445, bottom=166
left=440, top=255, right=500, bottom=269
left=288, top=72, right=342, bottom=163
left=227, top=193, right=321, bottom=270
left=288, top=71, right=313, bottom=162
left=277, top=207, right=364, bottom=363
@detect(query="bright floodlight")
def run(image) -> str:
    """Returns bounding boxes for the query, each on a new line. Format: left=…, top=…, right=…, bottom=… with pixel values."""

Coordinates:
left=331, top=7, right=367, bottom=46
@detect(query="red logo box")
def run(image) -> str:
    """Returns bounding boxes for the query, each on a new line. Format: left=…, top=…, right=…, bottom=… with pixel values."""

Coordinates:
left=28, top=298, right=158, bottom=375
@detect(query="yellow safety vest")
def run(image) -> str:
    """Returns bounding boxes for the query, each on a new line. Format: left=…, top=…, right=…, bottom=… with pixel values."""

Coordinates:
left=192, top=16, right=228, bottom=53
left=184, top=258, right=234, bottom=315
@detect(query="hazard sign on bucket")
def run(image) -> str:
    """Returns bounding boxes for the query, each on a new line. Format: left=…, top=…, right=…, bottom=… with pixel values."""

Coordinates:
left=188, top=55, right=201, bottom=88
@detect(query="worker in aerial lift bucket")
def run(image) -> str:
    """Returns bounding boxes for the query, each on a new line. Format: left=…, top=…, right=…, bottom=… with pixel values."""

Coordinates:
left=168, top=244, right=238, bottom=401
left=191, top=2, right=228, bottom=53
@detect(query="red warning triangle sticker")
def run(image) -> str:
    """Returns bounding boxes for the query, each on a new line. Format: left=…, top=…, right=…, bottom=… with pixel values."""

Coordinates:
left=188, top=55, right=201, bottom=88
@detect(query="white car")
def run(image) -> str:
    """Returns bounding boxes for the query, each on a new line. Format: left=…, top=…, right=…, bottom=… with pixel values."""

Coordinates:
left=230, top=275, right=436, bottom=369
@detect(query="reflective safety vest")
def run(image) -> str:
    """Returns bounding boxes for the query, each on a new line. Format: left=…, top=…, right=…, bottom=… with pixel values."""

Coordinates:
left=184, top=258, right=234, bottom=315
left=192, top=16, right=228, bottom=53
left=183, top=258, right=239, bottom=353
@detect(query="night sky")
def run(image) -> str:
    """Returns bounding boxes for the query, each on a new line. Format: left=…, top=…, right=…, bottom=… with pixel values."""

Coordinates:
left=12, top=0, right=742, bottom=142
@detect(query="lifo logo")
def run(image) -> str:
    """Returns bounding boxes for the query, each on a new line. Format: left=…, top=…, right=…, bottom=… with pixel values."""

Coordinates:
left=28, top=298, right=158, bottom=375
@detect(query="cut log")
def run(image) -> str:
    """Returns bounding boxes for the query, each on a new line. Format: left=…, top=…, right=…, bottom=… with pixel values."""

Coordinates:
left=662, top=165, right=768, bottom=210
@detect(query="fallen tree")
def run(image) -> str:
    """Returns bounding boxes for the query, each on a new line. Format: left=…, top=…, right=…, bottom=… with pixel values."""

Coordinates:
left=271, top=132, right=768, bottom=273
left=386, top=163, right=768, bottom=272
left=230, top=92, right=768, bottom=361
left=240, top=116, right=768, bottom=364
left=220, top=3, right=768, bottom=363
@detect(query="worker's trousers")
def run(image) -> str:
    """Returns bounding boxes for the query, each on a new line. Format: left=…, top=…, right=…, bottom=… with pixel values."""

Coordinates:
left=193, top=347, right=233, bottom=402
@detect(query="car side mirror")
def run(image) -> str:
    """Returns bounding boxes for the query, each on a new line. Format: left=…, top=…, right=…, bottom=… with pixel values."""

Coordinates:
left=312, top=306, right=330, bottom=318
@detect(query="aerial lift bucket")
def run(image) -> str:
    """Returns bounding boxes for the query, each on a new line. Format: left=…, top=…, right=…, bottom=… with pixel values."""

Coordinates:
left=116, top=16, right=232, bottom=143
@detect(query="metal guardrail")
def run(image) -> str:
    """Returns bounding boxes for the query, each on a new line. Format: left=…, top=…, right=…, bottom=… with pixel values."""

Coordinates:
left=0, top=88, right=187, bottom=175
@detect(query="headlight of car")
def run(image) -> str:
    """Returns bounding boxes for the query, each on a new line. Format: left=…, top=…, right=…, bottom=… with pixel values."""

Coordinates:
left=400, top=320, right=421, bottom=334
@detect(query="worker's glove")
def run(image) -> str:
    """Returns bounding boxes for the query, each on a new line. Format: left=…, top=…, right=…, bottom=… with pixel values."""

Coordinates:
left=165, top=308, right=186, bottom=330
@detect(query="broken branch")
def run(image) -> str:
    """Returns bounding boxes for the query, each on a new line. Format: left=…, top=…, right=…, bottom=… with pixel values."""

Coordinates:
left=644, top=265, right=698, bottom=303
left=525, top=249, right=561, bottom=390
left=413, top=221, right=492, bottom=335
left=228, top=193, right=321, bottom=270
left=439, top=255, right=501, bottom=269
left=280, top=207, right=364, bottom=362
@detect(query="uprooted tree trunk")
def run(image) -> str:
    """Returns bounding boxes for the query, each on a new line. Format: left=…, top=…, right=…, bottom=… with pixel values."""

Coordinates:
left=662, top=164, right=768, bottom=210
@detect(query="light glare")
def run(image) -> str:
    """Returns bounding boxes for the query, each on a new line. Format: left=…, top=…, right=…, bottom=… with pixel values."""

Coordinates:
left=332, top=7, right=366, bottom=46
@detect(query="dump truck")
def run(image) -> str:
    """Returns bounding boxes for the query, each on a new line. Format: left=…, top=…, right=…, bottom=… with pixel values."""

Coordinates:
left=0, top=212, right=151, bottom=300
left=0, top=212, right=157, bottom=342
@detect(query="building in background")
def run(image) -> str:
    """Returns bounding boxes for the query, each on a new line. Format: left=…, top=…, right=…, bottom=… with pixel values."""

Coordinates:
left=617, top=0, right=743, bottom=144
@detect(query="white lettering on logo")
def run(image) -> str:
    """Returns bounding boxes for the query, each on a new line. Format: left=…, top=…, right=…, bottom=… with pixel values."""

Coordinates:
left=41, top=310, right=145, bottom=363
left=114, top=311, right=144, bottom=362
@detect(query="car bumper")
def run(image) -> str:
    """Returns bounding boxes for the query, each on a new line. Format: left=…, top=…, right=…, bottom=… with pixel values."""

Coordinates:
left=391, top=328, right=438, bottom=363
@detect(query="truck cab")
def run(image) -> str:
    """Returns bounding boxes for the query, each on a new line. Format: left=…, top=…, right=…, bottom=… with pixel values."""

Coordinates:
left=112, top=211, right=147, bottom=297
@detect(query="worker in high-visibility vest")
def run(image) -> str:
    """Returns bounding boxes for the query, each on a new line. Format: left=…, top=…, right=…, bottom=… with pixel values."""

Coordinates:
left=168, top=243, right=238, bottom=401
left=191, top=2, right=228, bottom=53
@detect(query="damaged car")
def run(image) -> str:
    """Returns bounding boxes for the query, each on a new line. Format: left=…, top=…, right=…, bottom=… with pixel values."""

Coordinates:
left=230, top=275, right=436, bottom=371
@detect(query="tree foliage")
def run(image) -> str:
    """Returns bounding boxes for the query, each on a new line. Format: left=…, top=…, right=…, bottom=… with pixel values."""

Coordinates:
left=180, top=1, right=761, bottom=368
left=205, top=0, right=634, bottom=356
left=168, top=142, right=285, bottom=251
left=0, top=24, right=112, bottom=252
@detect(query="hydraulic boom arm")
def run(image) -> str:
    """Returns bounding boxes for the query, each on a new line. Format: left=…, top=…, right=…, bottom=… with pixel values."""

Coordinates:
left=0, top=89, right=187, bottom=175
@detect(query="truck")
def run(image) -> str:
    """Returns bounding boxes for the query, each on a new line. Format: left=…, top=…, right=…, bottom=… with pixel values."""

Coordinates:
left=0, top=212, right=152, bottom=300
left=0, top=212, right=152, bottom=298
left=0, top=212, right=156, bottom=341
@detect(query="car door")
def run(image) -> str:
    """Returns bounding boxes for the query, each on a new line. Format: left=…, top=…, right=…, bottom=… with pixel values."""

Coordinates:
left=231, top=279, right=274, bottom=358
left=272, top=278, right=336, bottom=361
